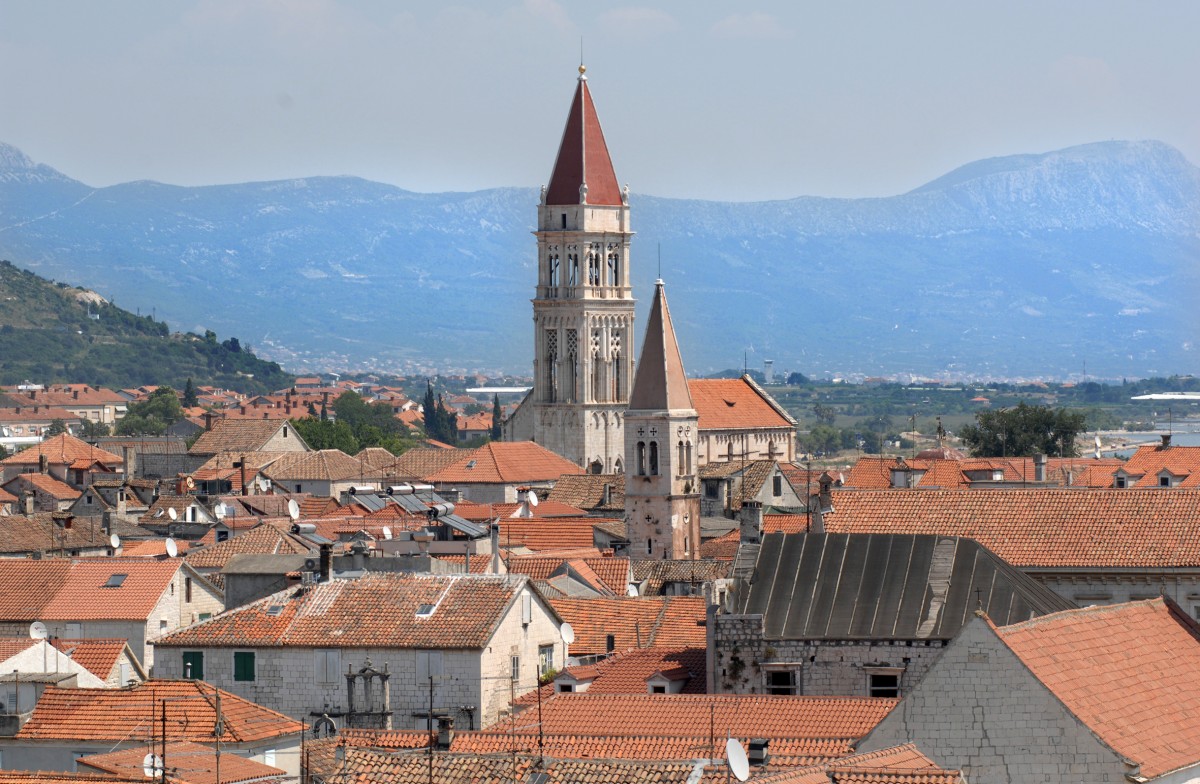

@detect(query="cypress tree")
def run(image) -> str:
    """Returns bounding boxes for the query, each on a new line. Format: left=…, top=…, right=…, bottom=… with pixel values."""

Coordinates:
left=490, top=394, right=502, bottom=440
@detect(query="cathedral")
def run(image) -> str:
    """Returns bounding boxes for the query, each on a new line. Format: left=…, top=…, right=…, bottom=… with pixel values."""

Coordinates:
left=502, top=65, right=634, bottom=474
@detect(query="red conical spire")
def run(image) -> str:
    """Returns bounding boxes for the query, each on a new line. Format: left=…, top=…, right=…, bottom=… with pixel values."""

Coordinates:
left=545, top=66, right=622, bottom=206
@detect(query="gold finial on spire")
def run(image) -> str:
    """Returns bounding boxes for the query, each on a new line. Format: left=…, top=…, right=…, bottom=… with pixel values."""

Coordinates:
left=578, top=63, right=586, bottom=75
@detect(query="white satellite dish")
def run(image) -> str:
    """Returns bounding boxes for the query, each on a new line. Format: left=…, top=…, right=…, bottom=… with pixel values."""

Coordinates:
left=257, top=476, right=270, bottom=492
left=287, top=499, right=300, bottom=521
left=726, top=738, right=750, bottom=782
left=213, top=502, right=227, bottom=520
left=153, top=509, right=165, bottom=519
left=142, top=753, right=163, bottom=779
left=29, top=621, right=48, bottom=640
left=382, top=526, right=393, bottom=541
left=167, top=507, right=177, bottom=521
left=165, top=538, right=179, bottom=558
left=525, top=490, right=539, bottom=507
left=560, top=622, right=575, bottom=645
left=626, top=584, right=639, bottom=597
left=110, top=533, right=121, bottom=550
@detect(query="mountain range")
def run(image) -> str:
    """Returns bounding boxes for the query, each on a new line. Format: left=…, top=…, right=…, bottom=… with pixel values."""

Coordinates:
left=0, top=140, right=1197, bottom=380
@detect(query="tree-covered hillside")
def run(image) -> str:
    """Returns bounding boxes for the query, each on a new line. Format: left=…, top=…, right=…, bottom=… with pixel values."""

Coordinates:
left=0, top=260, right=292, bottom=393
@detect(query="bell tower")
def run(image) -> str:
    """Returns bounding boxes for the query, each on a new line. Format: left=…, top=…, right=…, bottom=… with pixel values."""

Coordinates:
left=506, top=65, right=635, bottom=473
left=624, top=280, right=701, bottom=560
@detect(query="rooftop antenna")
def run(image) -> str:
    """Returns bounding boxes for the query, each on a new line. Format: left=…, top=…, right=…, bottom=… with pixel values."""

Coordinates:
left=657, top=243, right=662, bottom=280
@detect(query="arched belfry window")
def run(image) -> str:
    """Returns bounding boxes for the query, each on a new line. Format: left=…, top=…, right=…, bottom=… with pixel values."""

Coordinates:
left=568, top=254, right=579, bottom=286
left=686, top=440, right=693, bottom=474
left=607, top=250, right=620, bottom=286
left=565, top=329, right=579, bottom=403
left=649, top=441, right=659, bottom=476
left=545, top=330, right=558, bottom=403
left=587, top=251, right=600, bottom=286
left=636, top=442, right=647, bottom=476
left=548, top=253, right=560, bottom=288
left=677, top=441, right=685, bottom=475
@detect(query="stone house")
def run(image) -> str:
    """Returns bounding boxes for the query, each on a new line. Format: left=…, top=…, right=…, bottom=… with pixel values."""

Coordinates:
left=153, top=573, right=566, bottom=731
left=698, top=459, right=805, bottom=518
left=0, top=433, right=123, bottom=489
left=688, top=376, right=798, bottom=466
left=424, top=442, right=585, bottom=504
left=860, top=598, right=1200, bottom=783
left=711, top=532, right=1073, bottom=699
left=187, top=418, right=310, bottom=461
left=0, top=558, right=224, bottom=671
left=261, top=449, right=378, bottom=497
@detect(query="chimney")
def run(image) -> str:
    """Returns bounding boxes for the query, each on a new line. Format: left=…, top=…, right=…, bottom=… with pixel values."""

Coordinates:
left=22, top=491, right=34, bottom=515
left=73, top=390, right=79, bottom=400
left=739, top=500, right=764, bottom=544
left=490, top=524, right=501, bottom=574
left=1161, top=434, right=1172, bottom=449
left=203, top=412, right=214, bottom=431
left=436, top=717, right=455, bottom=749
left=319, top=542, right=333, bottom=582
left=38, top=454, right=48, bottom=475
left=600, top=483, right=612, bottom=507
left=1034, top=454, right=1047, bottom=483
left=122, top=446, right=137, bottom=480
left=101, top=510, right=113, bottom=534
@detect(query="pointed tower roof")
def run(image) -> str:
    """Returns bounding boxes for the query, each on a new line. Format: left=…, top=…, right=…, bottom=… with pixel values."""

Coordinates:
left=545, top=67, right=622, bottom=206
left=629, top=281, right=695, bottom=412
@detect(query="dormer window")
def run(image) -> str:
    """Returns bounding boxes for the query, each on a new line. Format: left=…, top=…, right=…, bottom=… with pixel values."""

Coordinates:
left=1160, top=475, right=1172, bottom=487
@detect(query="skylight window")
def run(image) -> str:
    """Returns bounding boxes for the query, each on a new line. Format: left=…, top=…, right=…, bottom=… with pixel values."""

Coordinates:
left=465, top=460, right=476, bottom=470
left=266, top=605, right=285, bottom=617
left=416, top=603, right=436, bottom=618
left=103, top=574, right=128, bottom=588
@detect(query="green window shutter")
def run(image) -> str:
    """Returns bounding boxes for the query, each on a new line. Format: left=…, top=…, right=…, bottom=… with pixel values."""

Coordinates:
left=233, top=651, right=255, bottom=682
left=182, top=651, right=204, bottom=681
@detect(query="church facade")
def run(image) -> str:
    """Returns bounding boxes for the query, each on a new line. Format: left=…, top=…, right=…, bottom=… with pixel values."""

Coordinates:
left=503, top=66, right=634, bottom=473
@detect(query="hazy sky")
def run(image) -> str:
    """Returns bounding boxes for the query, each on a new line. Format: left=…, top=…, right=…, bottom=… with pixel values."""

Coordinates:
left=2, top=1, right=1196, bottom=201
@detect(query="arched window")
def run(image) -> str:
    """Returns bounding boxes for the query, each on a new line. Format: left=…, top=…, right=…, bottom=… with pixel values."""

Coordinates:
left=545, top=330, right=558, bottom=403
left=636, top=442, right=646, bottom=476
left=592, top=351, right=604, bottom=402
left=548, top=253, right=560, bottom=287
left=685, top=441, right=693, bottom=474
left=568, top=254, right=579, bottom=286
left=649, top=441, right=659, bottom=475
left=607, top=251, right=620, bottom=286
left=565, top=329, right=578, bottom=403
left=727, top=442, right=736, bottom=461
left=611, top=353, right=621, bottom=400
left=677, top=441, right=685, bottom=474
left=587, top=252, right=600, bottom=285
left=614, top=457, right=623, bottom=474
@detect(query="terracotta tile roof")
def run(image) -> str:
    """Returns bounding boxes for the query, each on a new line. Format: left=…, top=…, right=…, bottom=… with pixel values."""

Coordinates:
left=521, top=647, right=707, bottom=706
left=1122, top=443, right=1200, bottom=487
left=508, top=554, right=628, bottom=594
left=700, top=460, right=780, bottom=511
left=356, top=446, right=400, bottom=469
left=185, top=524, right=312, bottom=570
left=36, top=559, right=184, bottom=621
left=195, top=450, right=291, bottom=473
left=822, top=488, right=1200, bottom=568
left=766, top=743, right=963, bottom=784
left=549, top=596, right=706, bottom=655
left=0, top=773, right=144, bottom=784
left=0, top=433, right=122, bottom=467
left=0, top=561, right=80, bottom=619
left=430, top=554, right=496, bottom=574
left=427, top=442, right=585, bottom=484
left=7, top=472, right=81, bottom=500
left=379, top=447, right=473, bottom=481
left=764, top=514, right=809, bottom=534
left=188, top=420, right=306, bottom=455
left=547, top=473, right=626, bottom=513
left=995, top=598, right=1200, bottom=779
left=0, top=639, right=38, bottom=660
left=700, top=529, right=740, bottom=560
left=0, top=513, right=131, bottom=556
left=688, top=377, right=796, bottom=431
left=490, top=692, right=897, bottom=741
left=628, top=281, right=694, bottom=413
left=157, top=573, right=536, bottom=650
left=262, top=449, right=374, bottom=482
left=16, top=679, right=303, bottom=743
left=494, top=518, right=600, bottom=551
left=591, top=517, right=628, bottom=541
left=632, top=560, right=731, bottom=594
left=78, top=740, right=286, bottom=784
left=52, top=638, right=135, bottom=681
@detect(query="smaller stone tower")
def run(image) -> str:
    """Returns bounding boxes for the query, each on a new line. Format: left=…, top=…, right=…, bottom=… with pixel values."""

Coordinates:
left=624, top=280, right=701, bottom=560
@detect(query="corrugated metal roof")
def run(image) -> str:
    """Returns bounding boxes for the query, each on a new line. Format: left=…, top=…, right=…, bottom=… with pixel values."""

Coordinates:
left=733, top=533, right=1074, bottom=640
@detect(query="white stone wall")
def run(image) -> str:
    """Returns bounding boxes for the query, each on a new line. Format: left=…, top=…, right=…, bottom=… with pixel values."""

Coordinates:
left=260, top=424, right=309, bottom=452
left=478, top=583, right=565, bottom=725
left=0, top=737, right=300, bottom=778
left=711, top=615, right=944, bottom=697
left=1030, top=570, right=1200, bottom=613
left=0, top=641, right=105, bottom=688
left=859, top=616, right=1128, bottom=783
left=142, top=567, right=225, bottom=671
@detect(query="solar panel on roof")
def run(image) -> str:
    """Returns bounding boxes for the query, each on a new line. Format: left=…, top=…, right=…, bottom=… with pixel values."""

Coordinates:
left=392, top=495, right=429, bottom=514
left=441, top=515, right=487, bottom=539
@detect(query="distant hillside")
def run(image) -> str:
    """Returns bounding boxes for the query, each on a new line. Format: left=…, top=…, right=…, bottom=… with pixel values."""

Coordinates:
left=0, top=260, right=292, bottom=392
left=0, top=140, right=1197, bottom=379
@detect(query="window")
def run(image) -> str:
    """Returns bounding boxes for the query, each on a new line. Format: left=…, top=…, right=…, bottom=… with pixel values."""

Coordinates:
left=216, top=530, right=229, bottom=543
left=538, top=644, right=555, bottom=675
left=295, top=484, right=302, bottom=493
left=263, top=749, right=276, bottom=767
left=773, top=475, right=783, bottom=496
left=558, top=683, right=574, bottom=693
left=766, top=670, right=795, bottom=696
left=233, top=651, right=256, bottom=682
left=1160, top=475, right=1172, bottom=487
left=103, top=573, right=128, bottom=588
left=198, top=613, right=212, bottom=622
left=182, top=651, right=204, bottom=680
left=650, top=685, right=666, bottom=694
left=316, top=649, right=341, bottom=683
left=868, top=672, right=900, bottom=698
left=636, top=442, right=646, bottom=475
left=561, top=213, right=566, bottom=230
left=185, top=577, right=192, bottom=603
left=282, top=426, right=288, bottom=438
left=649, top=441, right=659, bottom=475
left=159, top=620, right=168, bottom=635
left=1115, top=475, right=1127, bottom=488
left=606, top=634, right=615, bottom=653
left=66, top=622, right=81, bottom=638
left=511, top=656, right=520, bottom=682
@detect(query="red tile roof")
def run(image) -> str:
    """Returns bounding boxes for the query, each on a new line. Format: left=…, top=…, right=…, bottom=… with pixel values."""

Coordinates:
left=78, top=740, right=286, bottom=784
left=494, top=518, right=600, bottom=551
left=508, top=555, right=629, bottom=595
left=53, top=638, right=135, bottom=681
left=822, top=488, right=1200, bottom=568
left=549, top=596, right=706, bottom=655
left=427, top=441, right=584, bottom=484
left=185, top=523, right=312, bottom=570
left=545, top=74, right=622, bottom=206
left=521, top=646, right=707, bottom=705
left=1121, top=443, right=1200, bottom=487
left=16, top=679, right=302, bottom=743
left=7, top=473, right=81, bottom=500
left=995, top=598, right=1200, bottom=779
left=700, top=529, right=740, bottom=560
left=489, top=693, right=897, bottom=741
left=158, top=573, right=538, bottom=650
left=38, top=559, right=183, bottom=621
left=0, top=433, right=121, bottom=467
left=688, top=377, right=796, bottom=431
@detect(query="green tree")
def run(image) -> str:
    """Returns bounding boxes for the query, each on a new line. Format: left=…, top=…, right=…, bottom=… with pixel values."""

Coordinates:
left=45, top=419, right=69, bottom=437
left=812, top=403, right=837, bottom=426
left=958, top=403, right=1087, bottom=458
left=290, top=418, right=359, bottom=453
left=115, top=386, right=185, bottom=435
left=491, top=395, right=502, bottom=441
left=79, top=419, right=111, bottom=438
left=182, top=378, right=198, bottom=408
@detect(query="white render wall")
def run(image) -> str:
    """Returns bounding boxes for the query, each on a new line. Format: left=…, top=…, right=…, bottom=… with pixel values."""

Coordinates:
left=859, top=616, right=1129, bottom=783
left=0, top=640, right=105, bottom=688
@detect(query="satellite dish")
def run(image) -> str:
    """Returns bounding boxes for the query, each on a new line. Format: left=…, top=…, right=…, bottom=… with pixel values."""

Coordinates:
left=153, top=509, right=165, bottom=519
left=213, top=503, right=227, bottom=520
left=560, top=622, right=575, bottom=645
left=287, top=499, right=300, bottom=521
left=110, top=533, right=121, bottom=550
left=142, top=753, right=163, bottom=779
left=565, top=656, right=581, bottom=668
left=626, top=584, right=639, bottom=597
left=165, top=538, right=179, bottom=558
left=1095, top=434, right=1103, bottom=449
left=29, top=621, right=48, bottom=640
left=167, top=507, right=177, bottom=521
left=726, top=738, right=750, bottom=782
left=382, top=526, right=393, bottom=541
left=526, top=490, right=539, bottom=507
left=257, top=476, right=271, bottom=492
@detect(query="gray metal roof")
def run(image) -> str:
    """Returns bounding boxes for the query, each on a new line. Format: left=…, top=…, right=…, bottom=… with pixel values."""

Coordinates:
left=732, top=532, right=1075, bottom=641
